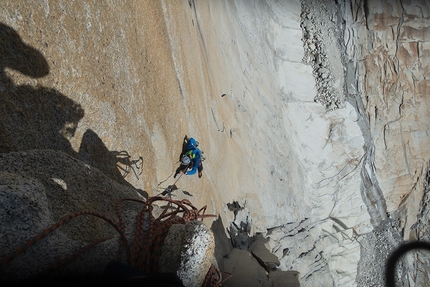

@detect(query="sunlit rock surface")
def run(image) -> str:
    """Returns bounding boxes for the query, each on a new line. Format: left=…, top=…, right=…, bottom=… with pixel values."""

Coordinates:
left=0, top=0, right=429, bottom=286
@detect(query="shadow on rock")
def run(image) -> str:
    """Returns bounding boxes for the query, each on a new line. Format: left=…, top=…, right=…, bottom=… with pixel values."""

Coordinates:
left=0, top=23, right=49, bottom=80
left=79, top=129, right=148, bottom=198
left=0, top=23, right=146, bottom=196
left=0, top=22, right=84, bottom=155
left=210, top=217, right=233, bottom=272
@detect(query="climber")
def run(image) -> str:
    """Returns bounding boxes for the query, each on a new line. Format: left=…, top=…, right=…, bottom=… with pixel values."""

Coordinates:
left=174, top=136, right=203, bottom=178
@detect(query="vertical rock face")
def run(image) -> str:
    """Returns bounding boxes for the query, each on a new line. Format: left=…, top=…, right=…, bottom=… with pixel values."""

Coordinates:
left=340, top=0, right=430, bottom=284
left=411, top=164, right=430, bottom=285
left=0, top=0, right=429, bottom=286
left=341, top=0, right=430, bottom=223
left=266, top=0, right=430, bottom=285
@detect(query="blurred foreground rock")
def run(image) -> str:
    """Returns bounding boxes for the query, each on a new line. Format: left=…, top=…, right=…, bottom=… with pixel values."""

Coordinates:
left=159, top=221, right=215, bottom=287
left=0, top=150, right=142, bottom=280
left=0, top=150, right=214, bottom=287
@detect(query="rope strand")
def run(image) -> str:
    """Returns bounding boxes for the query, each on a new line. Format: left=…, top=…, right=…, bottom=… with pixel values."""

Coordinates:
left=1, top=196, right=223, bottom=286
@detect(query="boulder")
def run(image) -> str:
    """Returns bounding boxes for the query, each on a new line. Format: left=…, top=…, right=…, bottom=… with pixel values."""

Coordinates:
left=159, top=221, right=215, bottom=287
left=0, top=150, right=143, bottom=280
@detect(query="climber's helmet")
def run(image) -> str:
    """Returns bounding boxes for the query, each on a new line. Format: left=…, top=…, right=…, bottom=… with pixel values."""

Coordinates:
left=181, top=155, right=191, bottom=165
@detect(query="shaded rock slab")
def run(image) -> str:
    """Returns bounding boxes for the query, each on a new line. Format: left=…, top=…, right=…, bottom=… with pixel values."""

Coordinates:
left=210, top=217, right=233, bottom=272
left=0, top=150, right=143, bottom=280
left=269, top=270, right=300, bottom=287
left=222, top=248, right=270, bottom=287
left=249, top=233, right=280, bottom=272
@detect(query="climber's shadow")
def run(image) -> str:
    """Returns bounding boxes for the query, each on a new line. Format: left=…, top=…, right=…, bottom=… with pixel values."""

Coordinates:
left=0, top=22, right=84, bottom=155
left=0, top=23, right=147, bottom=197
left=112, top=150, right=144, bottom=180
left=79, top=129, right=148, bottom=198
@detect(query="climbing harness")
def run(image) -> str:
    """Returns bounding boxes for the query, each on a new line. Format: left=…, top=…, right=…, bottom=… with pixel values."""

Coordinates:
left=186, top=150, right=196, bottom=159
left=1, top=196, right=225, bottom=285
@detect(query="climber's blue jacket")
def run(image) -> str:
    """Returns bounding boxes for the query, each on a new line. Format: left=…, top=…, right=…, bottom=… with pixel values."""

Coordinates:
left=184, top=138, right=201, bottom=176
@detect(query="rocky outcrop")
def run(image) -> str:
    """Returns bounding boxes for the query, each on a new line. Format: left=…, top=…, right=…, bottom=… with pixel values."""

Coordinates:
left=221, top=244, right=299, bottom=287
left=263, top=0, right=430, bottom=285
left=340, top=0, right=430, bottom=285
left=301, top=0, right=345, bottom=110
left=228, top=0, right=430, bottom=285
left=159, top=221, right=215, bottom=287
left=0, top=150, right=215, bottom=286
left=0, top=150, right=143, bottom=280
left=410, top=162, right=430, bottom=286
left=249, top=234, right=280, bottom=272
left=222, top=208, right=300, bottom=287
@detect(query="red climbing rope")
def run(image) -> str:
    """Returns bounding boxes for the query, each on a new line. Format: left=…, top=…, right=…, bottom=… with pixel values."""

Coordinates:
left=202, top=264, right=233, bottom=287
left=1, top=210, right=125, bottom=266
left=1, top=196, right=226, bottom=286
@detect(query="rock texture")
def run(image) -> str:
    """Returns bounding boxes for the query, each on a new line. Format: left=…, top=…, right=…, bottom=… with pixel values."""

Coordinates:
left=159, top=221, right=215, bottom=287
left=0, top=0, right=429, bottom=286
left=263, top=0, right=430, bottom=285
left=223, top=248, right=271, bottom=287
left=0, top=150, right=143, bottom=280
left=269, top=270, right=300, bottom=287
left=341, top=0, right=430, bottom=285
left=0, top=150, right=214, bottom=286
left=222, top=247, right=300, bottom=287
left=249, top=234, right=280, bottom=272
